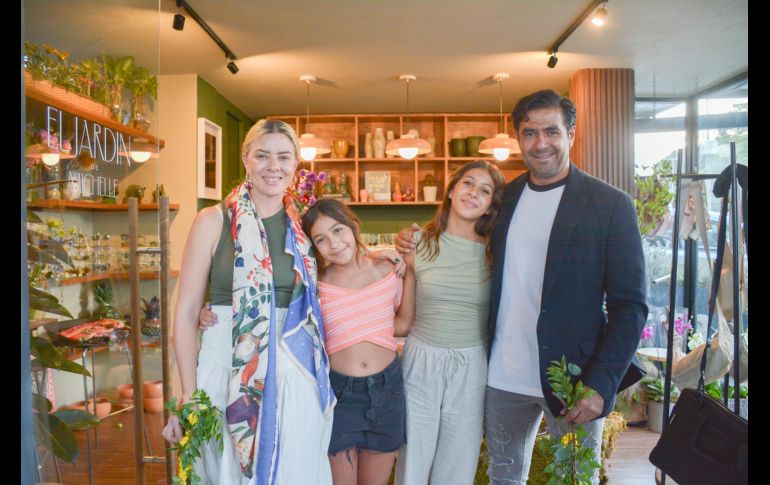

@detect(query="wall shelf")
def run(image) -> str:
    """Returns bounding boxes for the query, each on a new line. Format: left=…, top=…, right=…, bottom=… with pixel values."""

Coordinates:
left=28, top=200, right=180, bottom=212
left=269, top=113, right=526, bottom=207
left=59, top=270, right=180, bottom=286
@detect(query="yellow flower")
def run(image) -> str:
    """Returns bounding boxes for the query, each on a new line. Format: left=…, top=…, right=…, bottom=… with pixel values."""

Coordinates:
left=561, top=433, right=575, bottom=447
left=180, top=433, right=190, bottom=447
left=187, top=412, right=199, bottom=426
left=178, top=465, right=188, bottom=484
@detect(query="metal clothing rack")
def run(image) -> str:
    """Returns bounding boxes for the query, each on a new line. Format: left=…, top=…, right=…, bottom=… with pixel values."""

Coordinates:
left=658, top=143, right=746, bottom=484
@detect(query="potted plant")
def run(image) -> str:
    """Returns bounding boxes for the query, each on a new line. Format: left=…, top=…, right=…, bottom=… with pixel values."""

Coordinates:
left=141, top=296, right=161, bottom=338
left=634, top=159, right=673, bottom=237
left=92, top=282, right=121, bottom=320
left=27, top=209, right=100, bottom=478
left=101, top=54, right=135, bottom=123
left=642, top=376, right=678, bottom=433
left=422, top=173, right=438, bottom=202
left=705, top=382, right=748, bottom=420
left=128, top=65, right=158, bottom=132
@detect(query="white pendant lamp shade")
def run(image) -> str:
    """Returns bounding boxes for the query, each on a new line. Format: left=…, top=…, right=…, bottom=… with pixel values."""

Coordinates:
left=299, top=75, right=330, bottom=162
left=385, top=133, right=431, bottom=160
left=118, top=138, right=158, bottom=163
left=479, top=133, right=521, bottom=161
left=299, top=133, right=331, bottom=161
left=481, top=73, right=518, bottom=162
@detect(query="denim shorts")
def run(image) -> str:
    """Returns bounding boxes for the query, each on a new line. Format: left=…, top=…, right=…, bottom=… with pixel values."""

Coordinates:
left=328, top=356, right=407, bottom=455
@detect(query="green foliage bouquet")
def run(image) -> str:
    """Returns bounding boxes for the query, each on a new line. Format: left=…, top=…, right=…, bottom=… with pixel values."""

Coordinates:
left=539, top=356, right=601, bottom=485
left=165, top=389, right=224, bottom=485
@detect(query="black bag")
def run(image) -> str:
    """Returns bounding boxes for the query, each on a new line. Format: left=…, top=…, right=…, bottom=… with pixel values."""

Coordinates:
left=649, top=162, right=748, bottom=484
left=648, top=388, right=747, bottom=483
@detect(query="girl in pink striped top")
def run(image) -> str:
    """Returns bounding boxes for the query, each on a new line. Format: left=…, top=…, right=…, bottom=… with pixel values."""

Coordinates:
left=302, top=198, right=416, bottom=485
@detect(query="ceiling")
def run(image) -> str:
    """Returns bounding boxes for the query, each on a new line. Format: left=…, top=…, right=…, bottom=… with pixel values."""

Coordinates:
left=24, top=0, right=748, bottom=119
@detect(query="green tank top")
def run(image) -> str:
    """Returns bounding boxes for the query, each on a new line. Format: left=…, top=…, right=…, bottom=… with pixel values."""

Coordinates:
left=411, top=231, right=490, bottom=348
left=209, top=203, right=295, bottom=308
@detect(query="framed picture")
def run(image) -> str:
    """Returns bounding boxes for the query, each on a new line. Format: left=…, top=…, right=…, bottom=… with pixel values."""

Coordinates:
left=365, top=171, right=391, bottom=201
left=198, top=117, right=222, bottom=199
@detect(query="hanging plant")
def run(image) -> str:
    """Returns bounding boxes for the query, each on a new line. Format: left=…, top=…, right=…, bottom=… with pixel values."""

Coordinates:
left=634, top=159, right=674, bottom=237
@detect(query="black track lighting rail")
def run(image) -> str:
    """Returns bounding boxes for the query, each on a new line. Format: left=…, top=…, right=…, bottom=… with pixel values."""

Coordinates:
left=177, top=0, right=237, bottom=61
left=547, top=0, right=606, bottom=56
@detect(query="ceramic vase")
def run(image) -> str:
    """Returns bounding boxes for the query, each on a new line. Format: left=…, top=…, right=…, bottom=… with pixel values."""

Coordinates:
left=374, top=128, right=386, bottom=158
left=385, top=130, right=395, bottom=158
left=423, top=186, right=438, bottom=202
left=393, top=182, right=403, bottom=202
left=359, top=188, right=368, bottom=202
left=427, top=136, right=436, bottom=158
left=333, top=139, right=349, bottom=159
left=364, top=133, right=374, bottom=158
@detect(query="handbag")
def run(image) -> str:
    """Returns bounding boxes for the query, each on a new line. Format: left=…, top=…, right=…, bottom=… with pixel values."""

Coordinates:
left=648, top=388, right=748, bottom=484
left=650, top=167, right=748, bottom=484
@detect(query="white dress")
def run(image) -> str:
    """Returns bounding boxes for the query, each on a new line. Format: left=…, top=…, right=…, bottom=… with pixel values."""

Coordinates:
left=195, top=305, right=333, bottom=485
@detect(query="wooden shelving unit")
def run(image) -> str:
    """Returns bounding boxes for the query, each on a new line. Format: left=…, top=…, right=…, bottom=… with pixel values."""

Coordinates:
left=59, top=270, right=180, bottom=286
left=269, top=113, right=527, bottom=206
left=28, top=199, right=180, bottom=212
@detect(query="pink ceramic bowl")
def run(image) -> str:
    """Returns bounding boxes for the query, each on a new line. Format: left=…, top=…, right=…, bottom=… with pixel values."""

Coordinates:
left=116, top=383, right=134, bottom=400
left=71, top=398, right=111, bottom=419
left=143, top=397, right=164, bottom=413
left=143, top=380, right=163, bottom=398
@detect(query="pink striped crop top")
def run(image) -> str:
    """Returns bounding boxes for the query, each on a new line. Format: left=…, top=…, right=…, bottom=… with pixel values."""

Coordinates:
left=319, top=271, right=403, bottom=355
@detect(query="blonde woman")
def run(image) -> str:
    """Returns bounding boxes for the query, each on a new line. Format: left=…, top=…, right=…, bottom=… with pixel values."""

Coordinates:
left=163, top=119, right=334, bottom=484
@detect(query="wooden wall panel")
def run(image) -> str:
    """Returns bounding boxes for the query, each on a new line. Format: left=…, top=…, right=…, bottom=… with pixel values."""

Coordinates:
left=569, top=68, right=635, bottom=195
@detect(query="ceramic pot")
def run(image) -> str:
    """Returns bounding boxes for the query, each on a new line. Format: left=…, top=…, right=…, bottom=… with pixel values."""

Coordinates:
left=143, top=380, right=163, bottom=398
left=364, top=133, right=374, bottom=158
left=426, top=136, right=436, bottom=158
left=646, top=400, right=673, bottom=433
left=465, top=136, right=486, bottom=156
left=72, top=398, right=111, bottom=419
left=63, top=179, right=81, bottom=201
left=332, top=139, right=349, bottom=159
left=374, top=128, right=386, bottom=158
left=143, top=397, right=164, bottom=413
left=359, top=188, right=368, bottom=202
left=450, top=138, right=466, bottom=157
left=423, top=186, right=438, bottom=202
left=116, top=383, right=134, bottom=400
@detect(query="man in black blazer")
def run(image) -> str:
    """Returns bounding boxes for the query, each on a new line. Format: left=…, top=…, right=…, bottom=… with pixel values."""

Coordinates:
left=484, top=89, right=647, bottom=484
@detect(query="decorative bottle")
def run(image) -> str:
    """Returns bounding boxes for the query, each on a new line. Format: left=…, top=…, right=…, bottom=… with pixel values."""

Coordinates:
left=365, top=133, right=374, bottom=159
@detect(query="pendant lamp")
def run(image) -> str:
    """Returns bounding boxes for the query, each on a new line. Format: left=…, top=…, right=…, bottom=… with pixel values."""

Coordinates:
left=385, top=75, right=431, bottom=160
left=118, top=137, right=159, bottom=163
left=298, top=75, right=331, bottom=162
left=479, top=73, right=520, bottom=162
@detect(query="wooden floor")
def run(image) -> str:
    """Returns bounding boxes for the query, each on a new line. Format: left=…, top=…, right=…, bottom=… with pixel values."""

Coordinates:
left=37, top=413, right=663, bottom=484
left=604, top=424, right=662, bottom=484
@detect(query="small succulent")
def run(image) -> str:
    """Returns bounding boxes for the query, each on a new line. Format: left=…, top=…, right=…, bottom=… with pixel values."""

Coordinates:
left=141, top=296, right=160, bottom=320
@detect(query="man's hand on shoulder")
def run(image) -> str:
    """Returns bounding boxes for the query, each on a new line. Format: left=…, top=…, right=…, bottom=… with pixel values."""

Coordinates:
left=395, top=223, right=421, bottom=254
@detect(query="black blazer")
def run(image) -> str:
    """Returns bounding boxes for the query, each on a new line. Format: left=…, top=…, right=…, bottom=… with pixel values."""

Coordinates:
left=488, top=164, right=648, bottom=418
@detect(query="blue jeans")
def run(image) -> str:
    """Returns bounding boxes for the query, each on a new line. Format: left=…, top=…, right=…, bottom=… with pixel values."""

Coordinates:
left=484, top=386, right=605, bottom=485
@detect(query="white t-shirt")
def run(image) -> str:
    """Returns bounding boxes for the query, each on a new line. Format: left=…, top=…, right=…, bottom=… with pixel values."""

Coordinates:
left=487, top=180, right=566, bottom=396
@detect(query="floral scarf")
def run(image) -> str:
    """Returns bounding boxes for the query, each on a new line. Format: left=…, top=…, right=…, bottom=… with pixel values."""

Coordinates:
left=224, top=180, right=335, bottom=484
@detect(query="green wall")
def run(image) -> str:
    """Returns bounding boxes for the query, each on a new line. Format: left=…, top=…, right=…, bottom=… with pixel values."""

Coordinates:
left=350, top=206, right=438, bottom=234
left=197, top=76, right=254, bottom=210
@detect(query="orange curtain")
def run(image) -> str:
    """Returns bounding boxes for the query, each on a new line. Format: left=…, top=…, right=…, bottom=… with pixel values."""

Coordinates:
left=569, top=68, right=635, bottom=195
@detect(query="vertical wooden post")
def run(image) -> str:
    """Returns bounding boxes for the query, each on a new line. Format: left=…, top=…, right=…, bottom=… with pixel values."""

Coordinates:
left=569, top=68, right=636, bottom=194
left=129, top=197, right=145, bottom=485
left=159, top=196, right=174, bottom=483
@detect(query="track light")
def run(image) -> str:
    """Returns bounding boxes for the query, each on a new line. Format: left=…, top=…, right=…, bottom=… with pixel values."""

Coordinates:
left=172, top=0, right=185, bottom=31
left=547, top=54, right=558, bottom=69
left=227, top=61, right=239, bottom=74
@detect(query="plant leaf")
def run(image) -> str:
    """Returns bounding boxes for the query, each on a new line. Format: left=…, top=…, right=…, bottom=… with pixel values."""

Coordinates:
left=54, top=409, right=100, bottom=430
left=31, top=392, right=53, bottom=412
left=29, top=286, right=73, bottom=318
left=30, top=336, right=90, bottom=376
left=33, top=412, right=79, bottom=463
left=568, top=363, right=582, bottom=376
left=27, top=210, right=43, bottom=223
